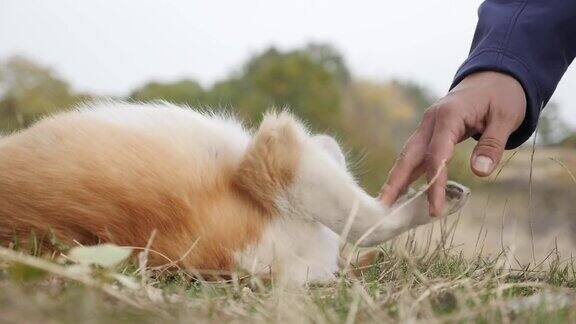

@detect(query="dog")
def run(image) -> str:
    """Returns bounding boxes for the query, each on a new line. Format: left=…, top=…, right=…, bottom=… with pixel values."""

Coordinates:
left=0, top=101, right=469, bottom=284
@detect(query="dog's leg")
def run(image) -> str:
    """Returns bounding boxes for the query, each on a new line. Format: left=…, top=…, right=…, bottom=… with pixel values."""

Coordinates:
left=236, top=112, right=470, bottom=248
left=289, top=144, right=470, bottom=246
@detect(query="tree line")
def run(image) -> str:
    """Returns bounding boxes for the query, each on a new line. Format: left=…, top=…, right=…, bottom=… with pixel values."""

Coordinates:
left=0, top=44, right=573, bottom=192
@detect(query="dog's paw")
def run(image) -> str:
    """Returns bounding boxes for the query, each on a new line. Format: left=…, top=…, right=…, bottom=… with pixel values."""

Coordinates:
left=442, top=181, right=470, bottom=216
left=394, top=181, right=470, bottom=227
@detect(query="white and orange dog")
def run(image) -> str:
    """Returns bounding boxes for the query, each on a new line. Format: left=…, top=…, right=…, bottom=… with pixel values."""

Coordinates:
left=0, top=102, right=469, bottom=283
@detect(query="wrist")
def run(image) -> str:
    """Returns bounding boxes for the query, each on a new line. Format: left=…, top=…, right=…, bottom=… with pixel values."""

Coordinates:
left=456, top=71, right=524, bottom=95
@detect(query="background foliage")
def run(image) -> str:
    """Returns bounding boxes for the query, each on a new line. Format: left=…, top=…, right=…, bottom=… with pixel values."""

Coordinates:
left=0, top=44, right=573, bottom=192
left=1, top=43, right=576, bottom=324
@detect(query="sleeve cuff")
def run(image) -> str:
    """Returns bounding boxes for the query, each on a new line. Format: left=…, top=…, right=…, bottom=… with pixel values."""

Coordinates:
left=450, top=50, right=543, bottom=149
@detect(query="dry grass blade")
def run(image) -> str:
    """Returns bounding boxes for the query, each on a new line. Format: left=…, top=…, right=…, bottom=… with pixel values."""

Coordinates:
left=0, top=246, right=171, bottom=318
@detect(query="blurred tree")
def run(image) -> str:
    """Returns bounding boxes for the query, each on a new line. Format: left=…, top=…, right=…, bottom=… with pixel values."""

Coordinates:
left=560, top=133, right=576, bottom=148
left=340, top=80, right=434, bottom=192
left=129, top=44, right=348, bottom=131
left=304, top=43, right=351, bottom=84
left=0, top=56, right=83, bottom=132
left=208, top=44, right=348, bottom=130
left=130, top=79, right=206, bottom=106
left=1, top=47, right=478, bottom=193
left=391, top=80, right=435, bottom=114
left=538, top=102, right=571, bottom=146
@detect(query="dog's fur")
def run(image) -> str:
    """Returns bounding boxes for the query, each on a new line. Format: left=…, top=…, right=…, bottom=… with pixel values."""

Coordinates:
left=0, top=102, right=469, bottom=283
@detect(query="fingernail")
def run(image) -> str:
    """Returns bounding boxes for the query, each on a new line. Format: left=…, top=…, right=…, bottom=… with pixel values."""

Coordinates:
left=473, top=155, right=493, bottom=174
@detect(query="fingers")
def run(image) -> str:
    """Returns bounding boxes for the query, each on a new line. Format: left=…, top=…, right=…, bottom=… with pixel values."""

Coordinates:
left=380, top=110, right=435, bottom=205
left=378, top=162, right=425, bottom=202
left=424, top=111, right=461, bottom=216
left=379, top=148, right=422, bottom=205
left=381, top=71, right=524, bottom=214
left=470, top=113, right=513, bottom=176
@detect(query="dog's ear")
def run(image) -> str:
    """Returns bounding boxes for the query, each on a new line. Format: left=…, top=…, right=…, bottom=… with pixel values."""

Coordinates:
left=233, top=112, right=305, bottom=215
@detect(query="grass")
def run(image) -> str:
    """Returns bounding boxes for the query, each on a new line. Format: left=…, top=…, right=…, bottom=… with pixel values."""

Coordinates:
left=1, top=147, right=575, bottom=323
left=2, top=218, right=576, bottom=324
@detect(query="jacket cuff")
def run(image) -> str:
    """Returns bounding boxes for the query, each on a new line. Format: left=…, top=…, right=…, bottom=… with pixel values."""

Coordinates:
left=450, top=50, right=542, bottom=149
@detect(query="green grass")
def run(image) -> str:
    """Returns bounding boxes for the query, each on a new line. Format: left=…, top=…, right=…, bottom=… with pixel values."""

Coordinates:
left=2, top=222, right=576, bottom=324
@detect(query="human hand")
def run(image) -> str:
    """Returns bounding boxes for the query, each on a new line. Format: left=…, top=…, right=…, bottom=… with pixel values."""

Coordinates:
left=379, top=71, right=526, bottom=216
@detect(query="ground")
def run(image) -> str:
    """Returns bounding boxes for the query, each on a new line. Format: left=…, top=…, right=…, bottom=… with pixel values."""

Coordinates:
left=1, top=237, right=576, bottom=323
left=0, top=147, right=575, bottom=323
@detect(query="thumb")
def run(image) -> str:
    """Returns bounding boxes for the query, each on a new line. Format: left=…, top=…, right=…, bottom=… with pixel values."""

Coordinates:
left=471, top=121, right=511, bottom=177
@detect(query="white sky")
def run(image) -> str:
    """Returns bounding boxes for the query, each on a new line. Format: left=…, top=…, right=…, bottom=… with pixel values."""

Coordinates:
left=1, top=0, right=575, bottom=126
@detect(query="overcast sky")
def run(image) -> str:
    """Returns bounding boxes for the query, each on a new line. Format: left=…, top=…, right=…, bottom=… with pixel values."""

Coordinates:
left=1, top=0, right=575, bottom=126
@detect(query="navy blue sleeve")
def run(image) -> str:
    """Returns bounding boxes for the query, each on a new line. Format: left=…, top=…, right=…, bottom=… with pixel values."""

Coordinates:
left=451, top=0, right=576, bottom=149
